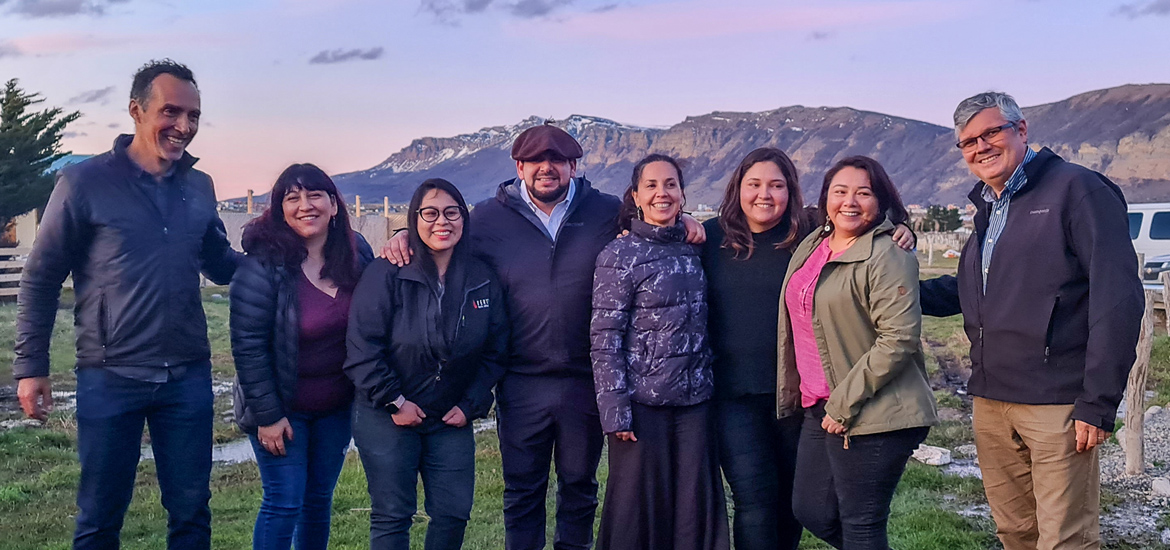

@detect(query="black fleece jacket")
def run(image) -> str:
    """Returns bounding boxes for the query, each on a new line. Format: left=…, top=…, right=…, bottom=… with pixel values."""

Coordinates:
left=920, top=148, right=1143, bottom=431
left=344, top=252, right=508, bottom=420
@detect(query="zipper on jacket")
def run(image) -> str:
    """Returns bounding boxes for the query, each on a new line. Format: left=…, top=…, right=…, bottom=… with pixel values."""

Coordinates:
left=453, top=279, right=490, bottom=345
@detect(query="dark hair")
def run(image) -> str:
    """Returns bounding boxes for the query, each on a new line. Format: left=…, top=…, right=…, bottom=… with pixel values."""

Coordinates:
left=406, top=178, right=471, bottom=278
left=618, top=154, right=685, bottom=231
left=816, top=156, right=909, bottom=237
left=130, top=59, right=197, bottom=107
left=717, top=147, right=807, bottom=259
left=241, top=164, right=361, bottom=289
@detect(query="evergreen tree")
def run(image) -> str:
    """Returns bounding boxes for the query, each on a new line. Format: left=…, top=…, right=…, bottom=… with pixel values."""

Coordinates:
left=924, top=205, right=962, bottom=232
left=0, top=79, right=81, bottom=230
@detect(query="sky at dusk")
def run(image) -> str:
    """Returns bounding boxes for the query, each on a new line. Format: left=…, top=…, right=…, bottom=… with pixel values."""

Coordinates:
left=1, top=0, right=1169, bottom=199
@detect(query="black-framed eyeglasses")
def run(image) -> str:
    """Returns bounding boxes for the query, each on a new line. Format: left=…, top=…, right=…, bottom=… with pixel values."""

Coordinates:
left=417, top=206, right=463, bottom=223
left=956, top=122, right=1016, bottom=150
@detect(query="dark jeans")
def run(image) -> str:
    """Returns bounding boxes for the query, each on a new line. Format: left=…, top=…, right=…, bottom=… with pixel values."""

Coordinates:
left=792, top=403, right=928, bottom=550
left=496, top=374, right=604, bottom=550
left=352, top=398, right=475, bottom=550
left=248, top=406, right=352, bottom=550
left=74, top=365, right=213, bottom=550
left=715, top=395, right=803, bottom=550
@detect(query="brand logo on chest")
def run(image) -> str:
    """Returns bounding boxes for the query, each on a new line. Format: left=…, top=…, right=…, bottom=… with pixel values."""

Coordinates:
left=472, top=298, right=490, bottom=309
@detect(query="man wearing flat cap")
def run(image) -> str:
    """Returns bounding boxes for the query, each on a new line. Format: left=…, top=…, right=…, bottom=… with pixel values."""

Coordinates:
left=388, top=122, right=703, bottom=549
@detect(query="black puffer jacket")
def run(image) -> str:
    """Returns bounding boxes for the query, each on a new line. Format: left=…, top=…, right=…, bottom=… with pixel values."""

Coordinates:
left=14, top=135, right=239, bottom=378
left=344, top=252, right=509, bottom=420
left=590, top=220, right=714, bottom=434
left=229, top=231, right=374, bottom=430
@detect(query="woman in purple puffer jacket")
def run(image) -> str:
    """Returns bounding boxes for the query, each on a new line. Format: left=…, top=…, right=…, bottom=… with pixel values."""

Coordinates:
left=589, top=154, right=730, bottom=550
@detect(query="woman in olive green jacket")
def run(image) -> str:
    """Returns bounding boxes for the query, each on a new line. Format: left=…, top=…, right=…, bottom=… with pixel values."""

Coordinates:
left=778, top=156, right=937, bottom=550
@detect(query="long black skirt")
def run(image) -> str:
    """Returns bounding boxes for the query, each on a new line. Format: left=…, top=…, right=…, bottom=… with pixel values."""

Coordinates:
left=597, top=401, right=730, bottom=550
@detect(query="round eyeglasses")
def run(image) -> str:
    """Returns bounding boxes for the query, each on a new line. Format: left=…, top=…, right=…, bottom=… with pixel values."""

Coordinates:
left=417, top=206, right=464, bottom=223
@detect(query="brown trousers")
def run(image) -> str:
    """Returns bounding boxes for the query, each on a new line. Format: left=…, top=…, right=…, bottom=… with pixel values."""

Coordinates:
left=973, top=397, right=1101, bottom=550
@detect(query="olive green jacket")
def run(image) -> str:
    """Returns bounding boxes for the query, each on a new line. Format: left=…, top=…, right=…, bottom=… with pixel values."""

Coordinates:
left=776, top=219, right=938, bottom=436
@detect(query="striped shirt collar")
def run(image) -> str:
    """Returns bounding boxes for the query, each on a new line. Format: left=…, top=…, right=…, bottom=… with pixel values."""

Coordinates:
left=981, top=147, right=1038, bottom=203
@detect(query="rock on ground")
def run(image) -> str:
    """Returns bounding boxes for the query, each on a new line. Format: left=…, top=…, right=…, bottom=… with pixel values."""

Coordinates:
left=912, top=444, right=952, bottom=466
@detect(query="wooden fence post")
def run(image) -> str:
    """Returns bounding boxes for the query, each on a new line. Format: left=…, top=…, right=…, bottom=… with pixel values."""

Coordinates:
left=355, top=195, right=362, bottom=218
left=1124, top=253, right=1154, bottom=475
left=246, top=189, right=254, bottom=214
left=384, top=197, right=390, bottom=218
left=1161, top=271, right=1170, bottom=335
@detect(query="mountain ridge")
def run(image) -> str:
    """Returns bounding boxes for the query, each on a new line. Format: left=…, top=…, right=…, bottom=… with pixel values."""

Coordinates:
left=323, top=84, right=1170, bottom=207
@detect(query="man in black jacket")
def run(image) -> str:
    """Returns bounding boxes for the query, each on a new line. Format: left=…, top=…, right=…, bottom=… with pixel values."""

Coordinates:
left=13, top=60, right=239, bottom=549
left=921, top=92, right=1142, bottom=550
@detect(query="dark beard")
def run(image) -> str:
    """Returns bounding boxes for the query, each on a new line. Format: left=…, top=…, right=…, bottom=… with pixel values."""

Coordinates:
left=528, top=180, right=570, bottom=204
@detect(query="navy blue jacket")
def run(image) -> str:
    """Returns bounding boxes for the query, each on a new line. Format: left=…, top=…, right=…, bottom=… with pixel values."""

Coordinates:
left=590, top=220, right=714, bottom=433
left=920, top=148, right=1143, bottom=431
left=14, top=135, right=239, bottom=378
left=469, top=178, right=621, bottom=378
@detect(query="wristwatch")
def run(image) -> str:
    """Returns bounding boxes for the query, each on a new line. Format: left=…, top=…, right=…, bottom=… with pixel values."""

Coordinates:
left=387, top=395, right=406, bottom=413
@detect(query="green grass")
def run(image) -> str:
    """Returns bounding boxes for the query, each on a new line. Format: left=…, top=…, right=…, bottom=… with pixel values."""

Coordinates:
left=0, top=423, right=1000, bottom=550
left=15, top=289, right=1170, bottom=549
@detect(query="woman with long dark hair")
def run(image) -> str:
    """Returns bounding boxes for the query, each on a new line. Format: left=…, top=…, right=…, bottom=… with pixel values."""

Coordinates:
left=345, top=178, right=508, bottom=550
left=230, top=163, right=374, bottom=550
left=700, top=147, right=809, bottom=550
left=701, top=148, right=917, bottom=550
left=591, top=154, right=729, bottom=550
left=780, top=156, right=937, bottom=549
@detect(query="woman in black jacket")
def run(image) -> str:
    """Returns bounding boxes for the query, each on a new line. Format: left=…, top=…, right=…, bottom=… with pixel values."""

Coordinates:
left=345, top=178, right=508, bottom=550
left=590, top=154, right=729, bottom=550
left=230, top=163, right=374, bottom=550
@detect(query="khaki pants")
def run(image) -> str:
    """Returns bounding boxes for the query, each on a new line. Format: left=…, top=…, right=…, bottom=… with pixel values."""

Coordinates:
left=973, top=397, right=1101, bottom=550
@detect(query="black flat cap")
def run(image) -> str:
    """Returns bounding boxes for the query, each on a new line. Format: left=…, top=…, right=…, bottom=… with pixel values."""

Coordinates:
left=511, top=124, right=583, bottom=161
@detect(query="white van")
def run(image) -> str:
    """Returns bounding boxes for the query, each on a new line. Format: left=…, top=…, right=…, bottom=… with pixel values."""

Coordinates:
left=1129, top=202, right=1170, bottom=289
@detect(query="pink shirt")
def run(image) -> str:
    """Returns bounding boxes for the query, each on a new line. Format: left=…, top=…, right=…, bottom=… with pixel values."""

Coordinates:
left=784, top=238, right=840, bottom=408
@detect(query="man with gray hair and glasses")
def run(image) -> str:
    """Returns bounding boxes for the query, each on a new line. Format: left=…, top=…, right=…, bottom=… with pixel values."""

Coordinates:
left=920, top=91, right=1143, bottom=549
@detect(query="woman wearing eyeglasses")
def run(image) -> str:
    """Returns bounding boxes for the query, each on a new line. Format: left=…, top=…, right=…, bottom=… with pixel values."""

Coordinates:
left=230, top=163, right=374, bottom=550
left=345, top=178, right=508, bottom=550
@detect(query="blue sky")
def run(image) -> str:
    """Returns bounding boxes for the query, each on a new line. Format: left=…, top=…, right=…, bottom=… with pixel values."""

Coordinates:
left=1, top=0, right=1168, bottom=198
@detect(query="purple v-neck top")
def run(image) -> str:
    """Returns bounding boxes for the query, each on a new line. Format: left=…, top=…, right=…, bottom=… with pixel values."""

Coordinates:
left=293, top=272, right=354, bottom=413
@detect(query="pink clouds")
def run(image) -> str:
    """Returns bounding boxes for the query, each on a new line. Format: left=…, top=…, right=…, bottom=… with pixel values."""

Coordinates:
left=507, top=0, right=967, bottom=41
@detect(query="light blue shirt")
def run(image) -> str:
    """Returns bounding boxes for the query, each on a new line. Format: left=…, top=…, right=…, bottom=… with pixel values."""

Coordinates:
left=520, top=177, right=577, bottom=241
left=980, top=147, right=1038, bottom=293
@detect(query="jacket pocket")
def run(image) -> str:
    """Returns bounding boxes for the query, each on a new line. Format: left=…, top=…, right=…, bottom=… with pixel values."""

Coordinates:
left=98, top=289, right=110, bottom=348
left=1044, top=296, right=1060, bottom=363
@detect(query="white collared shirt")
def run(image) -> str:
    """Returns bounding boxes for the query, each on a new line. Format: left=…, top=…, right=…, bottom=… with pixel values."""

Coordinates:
left=520, top=178, right=577, bottom=240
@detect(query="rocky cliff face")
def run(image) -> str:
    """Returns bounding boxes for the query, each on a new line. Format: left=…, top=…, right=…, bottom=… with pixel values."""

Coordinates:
left=332, top=84, right=1170, bottom=207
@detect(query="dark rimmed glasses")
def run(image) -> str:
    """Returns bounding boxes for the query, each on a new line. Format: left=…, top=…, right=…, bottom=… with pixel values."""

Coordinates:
left=417, top=206, right=464, bottom=223
left=956, top=122, right=1016, bottom=150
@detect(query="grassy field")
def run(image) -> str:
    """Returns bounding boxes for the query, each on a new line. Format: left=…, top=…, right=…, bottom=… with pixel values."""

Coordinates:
left=6, top=273, right=1168, bottom=549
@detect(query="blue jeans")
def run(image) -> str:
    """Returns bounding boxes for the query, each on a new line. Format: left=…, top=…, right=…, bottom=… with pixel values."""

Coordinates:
left=352, top=398, right=475, bottom=550
left=74, top=365, right=213, bottom=550
left=248, top=406, right=353, bottom=550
